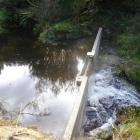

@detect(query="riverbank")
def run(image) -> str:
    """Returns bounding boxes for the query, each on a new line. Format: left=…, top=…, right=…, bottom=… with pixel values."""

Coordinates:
left=114, top=107, right=140, bottom=140
left=0, top=118, right=56, bottom=140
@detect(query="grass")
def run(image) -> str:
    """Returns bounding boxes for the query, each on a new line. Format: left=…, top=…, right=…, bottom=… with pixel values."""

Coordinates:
left=53, top=20, right=80, bottom=32
left=117, top=15, right=140, bottom=61
left=116, top=15, right=140, bottom=87
left=113, top=107, right=140, bottom=140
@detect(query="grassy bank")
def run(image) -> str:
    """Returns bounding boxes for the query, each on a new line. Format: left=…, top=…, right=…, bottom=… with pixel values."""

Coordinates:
left=116, top=15, right=140, bottom=89
left=113, top=107, right=140, bottom=140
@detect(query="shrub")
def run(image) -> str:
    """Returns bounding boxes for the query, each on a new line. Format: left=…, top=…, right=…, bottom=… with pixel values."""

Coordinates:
left=117, top=15, right=140, bottom=64
left=18, top=10, right=34, bottom=26
left=0, top=9, right=11, bottom=34
left=53, top=20, right=80, bottom=32
left=38, top=20, right=92, bottom=44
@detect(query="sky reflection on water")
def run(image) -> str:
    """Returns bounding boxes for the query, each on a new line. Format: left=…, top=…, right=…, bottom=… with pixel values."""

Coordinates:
left=0, top=37, right=92, bottom=137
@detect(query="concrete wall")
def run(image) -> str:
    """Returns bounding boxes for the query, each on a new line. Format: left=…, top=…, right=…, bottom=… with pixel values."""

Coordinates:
left=63, top=28, right=103, bottom=140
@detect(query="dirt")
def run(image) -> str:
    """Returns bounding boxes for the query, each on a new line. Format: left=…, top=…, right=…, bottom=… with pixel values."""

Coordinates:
left=0, top=119, right=56, bottom=140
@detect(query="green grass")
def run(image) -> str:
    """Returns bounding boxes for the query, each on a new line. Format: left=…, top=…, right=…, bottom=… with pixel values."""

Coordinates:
left=116, top=15, right=140, bottom=86
left=53, top=20, right=80, bottom=32
left=114, top=107, right=140, bottom=140
left=131, top=125, right=140, bottom=137
left=117, top=15, right=140, bottom=61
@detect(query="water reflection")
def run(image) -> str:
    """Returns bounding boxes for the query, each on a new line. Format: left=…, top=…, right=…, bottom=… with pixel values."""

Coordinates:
left=0, top=37, right=91, bottom=85
left=0, top=64, right=78, bottom=137
left=0, top=65, right=37, bottom=111
left=0, top=36, right=92, bottom=137
left=77, top=57, right=84, bottom=72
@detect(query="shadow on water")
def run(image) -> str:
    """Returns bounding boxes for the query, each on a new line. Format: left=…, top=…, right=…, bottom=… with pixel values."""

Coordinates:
left=0, top=35, right=93, bottom=137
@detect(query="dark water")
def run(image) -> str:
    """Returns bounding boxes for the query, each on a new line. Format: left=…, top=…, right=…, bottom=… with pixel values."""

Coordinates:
left=0, top=35, right=92, bottom=137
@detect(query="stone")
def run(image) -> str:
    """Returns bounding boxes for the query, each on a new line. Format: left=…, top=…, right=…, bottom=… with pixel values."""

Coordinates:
left=89, top=123, right=113, bottom=140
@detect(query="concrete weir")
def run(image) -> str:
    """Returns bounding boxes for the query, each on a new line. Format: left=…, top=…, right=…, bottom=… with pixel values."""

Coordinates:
left=63, top=28, right=103, bottom=140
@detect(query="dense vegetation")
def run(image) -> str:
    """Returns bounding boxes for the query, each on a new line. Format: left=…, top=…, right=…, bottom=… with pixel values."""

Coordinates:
left=117, top=15, right=140, bottom=88
left=0, top=0, right=94, bottom=43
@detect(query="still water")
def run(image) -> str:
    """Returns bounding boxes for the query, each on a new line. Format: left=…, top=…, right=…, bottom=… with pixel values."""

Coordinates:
left=0, top=36, right=92, bottom=137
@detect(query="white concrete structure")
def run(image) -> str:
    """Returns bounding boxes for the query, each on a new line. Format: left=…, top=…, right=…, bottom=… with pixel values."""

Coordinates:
left=63, top=28, right=103, bottom=140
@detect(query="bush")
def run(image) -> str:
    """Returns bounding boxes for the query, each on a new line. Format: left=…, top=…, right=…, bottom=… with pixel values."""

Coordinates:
left=53, top=20, right=80, bottom=32
left=18, top=10, right=34, bottom=26
left=38, top=20, right=92, bottom=44
left=39, top=23, right=56, bottom=44
left=118, top=34, right=140, bottom=59
left=117, top=15, right=140, bottom=63
left=0, top=9, right=11, bottom=34
left=116, top=15, right=140, bottom=89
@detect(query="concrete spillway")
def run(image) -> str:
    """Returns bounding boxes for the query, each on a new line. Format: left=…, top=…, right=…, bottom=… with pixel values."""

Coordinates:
left=63, top=28, right=103, bottom=140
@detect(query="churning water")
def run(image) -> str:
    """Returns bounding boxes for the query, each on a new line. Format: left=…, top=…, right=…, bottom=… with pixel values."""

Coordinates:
left=84, top=67, right=140, bottom=137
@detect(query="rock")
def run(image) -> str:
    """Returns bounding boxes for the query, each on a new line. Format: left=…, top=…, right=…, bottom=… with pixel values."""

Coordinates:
left=99, top=96, right=114, bottom=109
left=86, top=108, right=98, bottom=120
left=84, top=123, right=97, bottom=133
left=84, top=118, right=102, bottom=133
left=89, top=122, right=113, bottom=140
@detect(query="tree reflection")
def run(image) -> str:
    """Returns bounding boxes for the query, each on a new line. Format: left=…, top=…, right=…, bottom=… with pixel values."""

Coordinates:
left=0, top=36, right=92, bottom=94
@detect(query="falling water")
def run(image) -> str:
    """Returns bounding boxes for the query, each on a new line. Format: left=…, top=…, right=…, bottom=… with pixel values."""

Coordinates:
left=84, top=67, right=140, bottom=137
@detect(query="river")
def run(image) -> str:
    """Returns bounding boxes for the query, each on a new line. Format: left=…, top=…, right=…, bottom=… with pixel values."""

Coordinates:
left=0, top=35, right=92, bottom=137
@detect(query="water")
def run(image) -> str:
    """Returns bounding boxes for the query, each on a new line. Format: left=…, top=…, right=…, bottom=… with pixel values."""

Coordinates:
left=84, top=53, right=140, bottom=138
left=0, top=36, right=92, bottom=137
